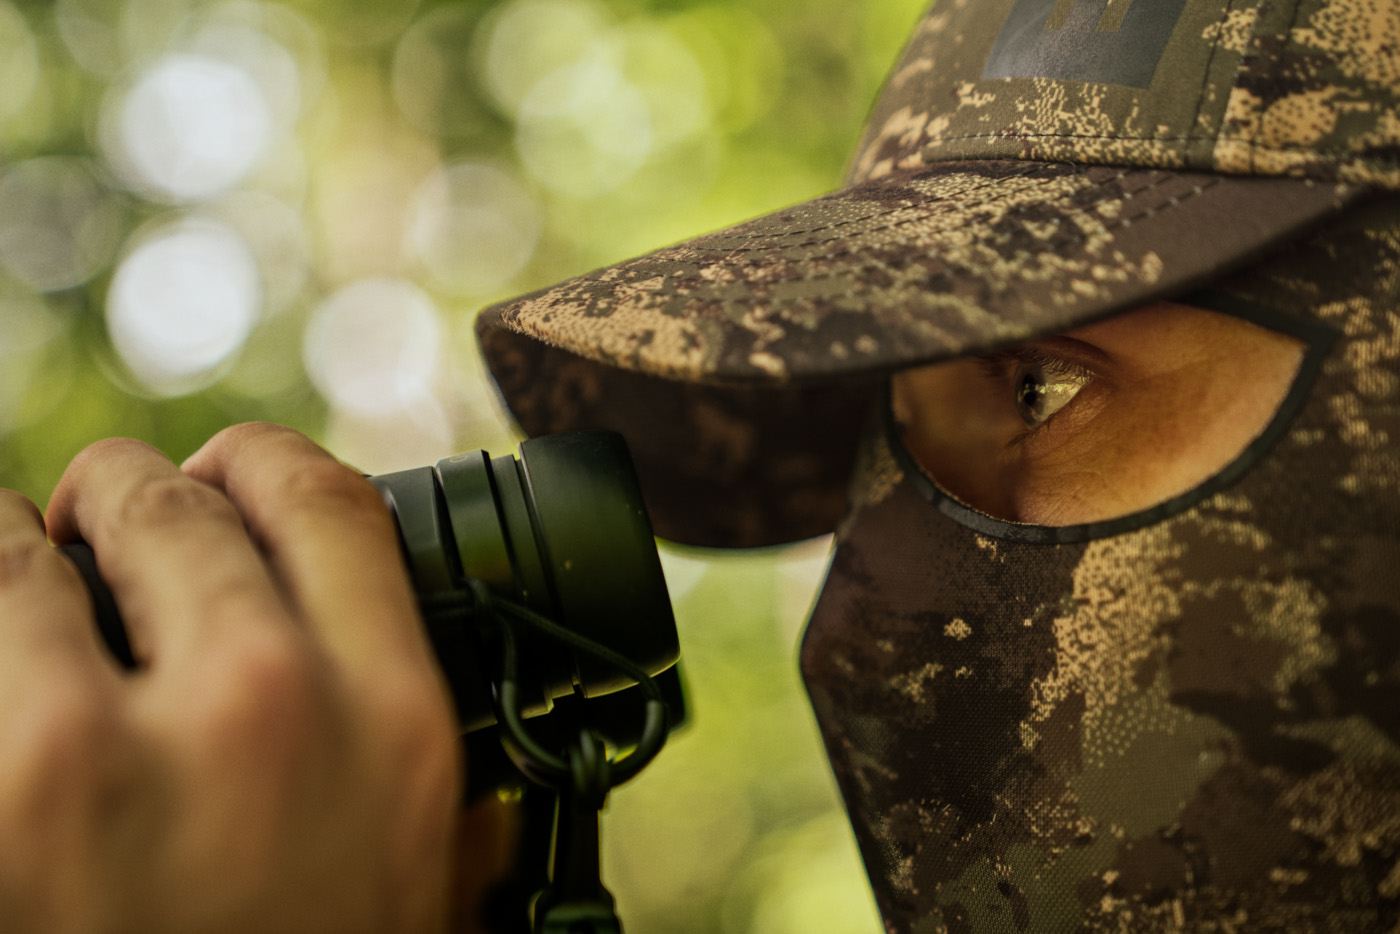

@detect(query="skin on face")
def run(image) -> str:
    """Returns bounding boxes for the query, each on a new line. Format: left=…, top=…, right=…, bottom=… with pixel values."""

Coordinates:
left=890, top=302, right=1307, bottom=527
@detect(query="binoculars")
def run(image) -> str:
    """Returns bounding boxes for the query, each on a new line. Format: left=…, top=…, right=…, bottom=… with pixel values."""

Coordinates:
left=63, top=431, right=684, bottom=795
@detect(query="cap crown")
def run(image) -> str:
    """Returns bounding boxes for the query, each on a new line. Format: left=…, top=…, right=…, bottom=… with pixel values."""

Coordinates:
left=851, top=0, right=1399, bottom=189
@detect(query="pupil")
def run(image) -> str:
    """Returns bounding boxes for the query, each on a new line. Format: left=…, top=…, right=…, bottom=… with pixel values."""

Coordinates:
left=1017, top=372, right=1046, bottom=425
left=1019, top=374, right=1044, bottom=407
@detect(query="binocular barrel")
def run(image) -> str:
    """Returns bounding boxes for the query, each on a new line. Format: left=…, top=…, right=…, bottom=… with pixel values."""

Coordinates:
left=63, top=431, right=682, bottom=766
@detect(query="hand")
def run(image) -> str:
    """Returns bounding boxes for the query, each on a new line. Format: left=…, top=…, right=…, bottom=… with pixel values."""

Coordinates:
left=0, top=423, right=469, bottom=933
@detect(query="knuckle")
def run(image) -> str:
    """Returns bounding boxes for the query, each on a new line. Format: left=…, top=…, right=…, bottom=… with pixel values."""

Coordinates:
left=205, top=421, right=287, bottom=455
left=117, top=475, right=236, bottom=533
left=0, top=535, right=47, bottom=590
left=0, top=488, right=39, bottom=518
left=278, top=459, right=387, bottom=526
left=195, top=631, right=322, bottom=748
left=69, top=437, right=158, bottom=476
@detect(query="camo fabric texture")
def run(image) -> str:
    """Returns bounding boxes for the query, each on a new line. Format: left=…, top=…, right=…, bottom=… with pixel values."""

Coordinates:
left=800, top=201, right=1400, bottom=932
left=855, top=0, right=1400, bottom=189
left=476, top=163, right=1351, bottom=386
left=479, top=0, right=1397, bottom=395
left=478, top=324, right=881, bottom=546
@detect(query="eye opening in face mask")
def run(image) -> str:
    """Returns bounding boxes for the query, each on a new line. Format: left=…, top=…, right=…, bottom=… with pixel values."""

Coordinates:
left=975, top=342, right=1097, bottom=438
left=886, top=291, right=1338, bottom=545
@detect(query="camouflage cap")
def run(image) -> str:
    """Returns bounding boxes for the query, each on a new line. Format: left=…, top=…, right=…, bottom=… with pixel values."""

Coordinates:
left=477, top=0, right=1398, bottom=547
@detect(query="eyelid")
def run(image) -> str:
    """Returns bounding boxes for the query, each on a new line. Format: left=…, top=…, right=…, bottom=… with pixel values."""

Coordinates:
left=975, top=336, right=1114, bottom=385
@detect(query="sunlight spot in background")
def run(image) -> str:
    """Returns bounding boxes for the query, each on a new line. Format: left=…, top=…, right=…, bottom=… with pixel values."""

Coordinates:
left=499, top=6, right=710, bottom=199
left=516, top=51, right=653, bottom=198
left=0, top=2, right=38, bottom=122
left=53, top=0, right=122, bottom=76
left=324, top=401, right=455, bottom=475
left=104, top=53, right=274, bottom=203
left=480, top=0, right=609, bottom=118
left=311, top=137, right=440, bottom=283
left=201, top=1, right=329, bottom=122
left=212, top=190, right=310, bottom=315
left=187, top=20, right=303, bottom=132
left=668, top=6, right=783, bottom=135
left=407, top=162, right=542, bottom=297
left=0, top=158, right=125, bottom=293
left=605, top=22, right=709, bottom=151
left=303, top=278, right=443, bottom=418
left=107, top=217, right=261, bottom=395
left=55, top=0, right=194, bottom=78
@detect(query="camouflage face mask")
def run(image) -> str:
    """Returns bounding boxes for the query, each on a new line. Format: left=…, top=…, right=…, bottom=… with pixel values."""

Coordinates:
left=799, top=201, right=1400, bottom=932
left=476, top=2, right=1400, bottom=928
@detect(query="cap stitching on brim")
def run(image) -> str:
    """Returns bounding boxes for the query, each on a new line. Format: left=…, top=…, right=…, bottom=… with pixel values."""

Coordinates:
left=672, top=165, right=1146, bottom=261
left=924, top=131, right=1400, bottom=164
left=630, top=177, right=1222, bottom=305
left=594, top=171, right=1221, bottom=286
left=688, top=164, right=1048, bottom=250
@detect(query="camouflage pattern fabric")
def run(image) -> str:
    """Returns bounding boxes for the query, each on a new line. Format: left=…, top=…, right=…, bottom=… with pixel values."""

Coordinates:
left=857, top=0, right=1400, bottom=189
left=477, top=326, right=880, bottom=545
left=476, top=0, right=1396, bottom=547
left=800, top=200, right=1400, bottom=932
left=473, top=2, right=1400, bottom=928
left=476, top=163, right=1353, bottom=385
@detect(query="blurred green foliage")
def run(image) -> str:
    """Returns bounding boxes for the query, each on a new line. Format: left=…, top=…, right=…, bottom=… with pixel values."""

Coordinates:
left=0, top=0, right=930, bottom=929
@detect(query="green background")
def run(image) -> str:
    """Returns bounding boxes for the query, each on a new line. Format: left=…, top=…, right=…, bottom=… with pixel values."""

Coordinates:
left=0, top=0, right=930, bottom=929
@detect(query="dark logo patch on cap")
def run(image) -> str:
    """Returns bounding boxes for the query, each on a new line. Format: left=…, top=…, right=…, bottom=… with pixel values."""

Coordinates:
left=983, top=0, right=1187, bottom=88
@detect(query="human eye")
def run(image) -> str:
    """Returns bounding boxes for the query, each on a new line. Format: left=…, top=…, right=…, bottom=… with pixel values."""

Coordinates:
left=975, top=345, right=1097, bottom=441
left=889, top=302, right=1310, bottom=530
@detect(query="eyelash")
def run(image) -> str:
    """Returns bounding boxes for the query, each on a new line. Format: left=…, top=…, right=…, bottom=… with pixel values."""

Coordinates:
left=974, top=346, right=1097, bottom=445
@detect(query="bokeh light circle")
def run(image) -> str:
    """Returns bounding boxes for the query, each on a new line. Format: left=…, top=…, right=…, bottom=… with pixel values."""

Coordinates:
left=0, top=2, right=39, bottom=122
left=303, top=278, right=443, bottom=417
left=56, top=0, right=195, bottom=78
left=515, top=51, right=654, bottom=198
left=213, top=190, right=310, bottom=315
left=198, top=1, right=328, bottom=116
left=668, top=6, right=784, bottom=135
left=188, top=21, right=303, bottom=132
left=407, top=163, right=542, bottom=296
left=106, top=53, right=274, bottom=203
left=107, top=217, right=262, bottom=396
left=324, top=402, right=455, bottom=476
left=0, top=157, right=125, bottom=293
left=604, top=22, right=710, bottom=151
left=480, top=0, right=609, bottom=117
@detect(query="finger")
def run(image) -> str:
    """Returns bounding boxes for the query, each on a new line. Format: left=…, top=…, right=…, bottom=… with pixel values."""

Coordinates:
left=46, top=438, right=294, bottom=664
left=0, top=489, right=114, bottom=682
left=182, top=423, right=431, bottom=676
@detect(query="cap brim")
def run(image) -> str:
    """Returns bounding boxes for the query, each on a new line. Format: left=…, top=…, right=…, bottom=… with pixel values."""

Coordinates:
left=480, top=160, right=1356, bottom=384
left=477, top=160, right=1359, bottom=547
